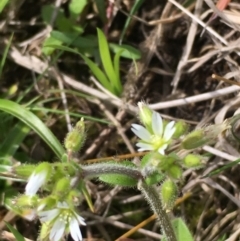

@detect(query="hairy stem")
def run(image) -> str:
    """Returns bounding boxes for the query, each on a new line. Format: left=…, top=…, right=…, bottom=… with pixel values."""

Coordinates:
left=138, top=180, right=177, bottom=241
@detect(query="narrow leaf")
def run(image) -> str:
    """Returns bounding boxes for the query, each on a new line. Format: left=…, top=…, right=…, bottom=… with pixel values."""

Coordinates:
left=97, top=28, right=120, bottom=94
left=120, top=0, right=144, bottom=43
left=5, top=222, right=25, bottom=241
left=0, top=99, right=65, bottom=159
left=0, top=122, right=30, bottom=157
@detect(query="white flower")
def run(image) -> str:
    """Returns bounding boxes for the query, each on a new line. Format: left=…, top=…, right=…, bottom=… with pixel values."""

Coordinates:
left=25, top=162, right=52, bottom=196
left=131, top=111, right=176, bottom=155
left=25, top=170, right=48, bottom=196
left=39, top=202, right=86, bottom=241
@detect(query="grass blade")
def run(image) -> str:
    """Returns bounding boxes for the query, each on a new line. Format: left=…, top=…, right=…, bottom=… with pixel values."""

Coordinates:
left=0, top=122, right=30, bottom=158
left=0, top=99, right=65, bottom=159
left=97, top=28, right=121, bottom=95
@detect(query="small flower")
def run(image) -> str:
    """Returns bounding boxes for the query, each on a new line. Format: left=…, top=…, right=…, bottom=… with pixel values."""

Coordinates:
left=25, top=162, right=52, bottom=196
left=39, top=202, right=86, bottom=241
left=131, top=111, right=176, bottom=155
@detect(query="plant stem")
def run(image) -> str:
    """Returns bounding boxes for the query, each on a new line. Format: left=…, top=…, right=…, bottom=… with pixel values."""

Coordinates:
left=81, top=163, right=142, bottom=180
left=138, top=180, right=177, bottom=241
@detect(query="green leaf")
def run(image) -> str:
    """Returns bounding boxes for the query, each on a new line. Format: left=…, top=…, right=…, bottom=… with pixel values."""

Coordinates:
left=41, top=5, right=73, bottom=31
left=113, top=50, right=124, bottom=93
left=0, top=122, right=30, bottom=159
left=43, top=44, right=114, bottom=93
left=0, top=0, right=9, bottom=13
left=0, top=34, right=13, bottom=77
left=0, top=99, right=65, bottom=159
left=80, top=53, right=114, bottom=93
left=202, top=158, right=240, bottom=178
left=51, top=31, right=97, bottom=48
left=99, top=173, right=137, bottom=186
left=97, top=28, right=120, bottom=94
left=162, top=218, right=194, bottom=241
left=5, top=222, right=25, bottom=241
left=95, top=0, right=107, bottom=23
left=119, top=0, right=144, bottom=43
left=42, top=36, right=63, bottom=55
left=99, top=160, right=138, bottom=186
left=110, top=43, right=141, bottom=60
left=69, top=0, right=88, bottom=19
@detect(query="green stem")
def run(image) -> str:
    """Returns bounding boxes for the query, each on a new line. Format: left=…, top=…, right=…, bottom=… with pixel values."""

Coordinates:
left=138, top=181, right=177, bottom=241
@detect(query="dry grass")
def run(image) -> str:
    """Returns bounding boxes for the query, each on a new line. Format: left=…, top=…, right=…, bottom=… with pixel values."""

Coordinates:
left=1, top=0, right=240, bottom=240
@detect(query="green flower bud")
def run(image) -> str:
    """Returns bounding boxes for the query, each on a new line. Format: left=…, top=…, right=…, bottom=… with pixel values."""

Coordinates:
left=53, top=162, right=78, bottom=179
left=39, top=223, right=49, bottom=241
left=161, top=179, right=178, bottom=210
left=12, top=164, right=36, bottom=178
left=138, top=102, right=153, bottom=132
left=64, top=118, right=86, bottom=153
left=37, top=195, right=58, bottom=211
left=145, top=171, right=165, bottom=185
left=53, top=177, right=71, bottom=197
left=167, top=165, right=182, bottom=179
left=5, top=198, right=36, bottom=221
left=66, top=190, right=82, bottom=206
left=183, top=154, right=203, bottom=168
left=173, top=120, right=188, bottom=138
left=158, top=153, right=178, bottom=171
left=12, top=195, right=38, bottom=208
left=141, top=152, right=162, bottom=174
left=182, top=130, right=207, bottom=149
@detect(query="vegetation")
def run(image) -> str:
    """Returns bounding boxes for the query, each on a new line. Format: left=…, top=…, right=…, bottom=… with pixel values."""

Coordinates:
left=0, top=0, right=240, bottom=241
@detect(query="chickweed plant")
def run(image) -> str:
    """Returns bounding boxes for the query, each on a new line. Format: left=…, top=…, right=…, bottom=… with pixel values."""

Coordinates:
left=1, top=101, right=234, bottom=241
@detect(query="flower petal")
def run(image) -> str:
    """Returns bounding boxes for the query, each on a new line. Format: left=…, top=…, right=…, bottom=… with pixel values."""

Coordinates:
left=25, top=171, right=47, bottom=195
left=50, top=219, right=65, bottom=241
left=69, top=218, right=83, bottom=241
left=152, top=112, right=163, bottom=136
left=74, top=213, right=86, bottom=226
left=163, top=121, right=176, bottom=140
left=136, top=143, right=154, bottom=151
left=158, top=144, right=168, bottom=155
left=131, top=124, right=151, bottom=141
left=39, top=209, right=59, bottom=222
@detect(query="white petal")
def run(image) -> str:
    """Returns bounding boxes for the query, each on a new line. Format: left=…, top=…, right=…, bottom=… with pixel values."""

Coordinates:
left=57, top=202, right=69, bottom=209
left=39, top=209, right=59, bottom=222
left=50, top=219, right=65, bottom=241
left=158, top=144, right=168, bottom=155
left=25, top=171, right=47, bottom=195
left=22, top=209, right=36, bottom=221
left=163, top=121, right=176, bottom=140
left=131, top=124, right=151, bottom=141
left=136, top=143, right=154, bottom=151
left=70, top=218, right=82, bottom=241
left=152, top=112, right=163, bottom=136
left=74, top=213, right=86, bottom=226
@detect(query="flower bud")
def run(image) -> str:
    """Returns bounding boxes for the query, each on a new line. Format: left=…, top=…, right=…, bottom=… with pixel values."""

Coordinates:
left=12, top=195, right=38, bottom=208
left=64, top=118, right=86, bottom=153
left=53, top=162, right=78, bottom=179
left=138, top=102, right=153, bottom=132
left=66, top=190, right=82, bottom=206
left=183, top=154, right=203, bottom=168
left=161, top=179, right=178, bottom=210
left=12, top=164, right=36, bottom=178
left=182, top=130, right=207, bottom=149
left=167, top=165, right=182, bottom=179
left=53, top=177, right=70, bottom=197
left=37, top=195, right=57, bottom=211
left=173, top=120, right=188, bottom=138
